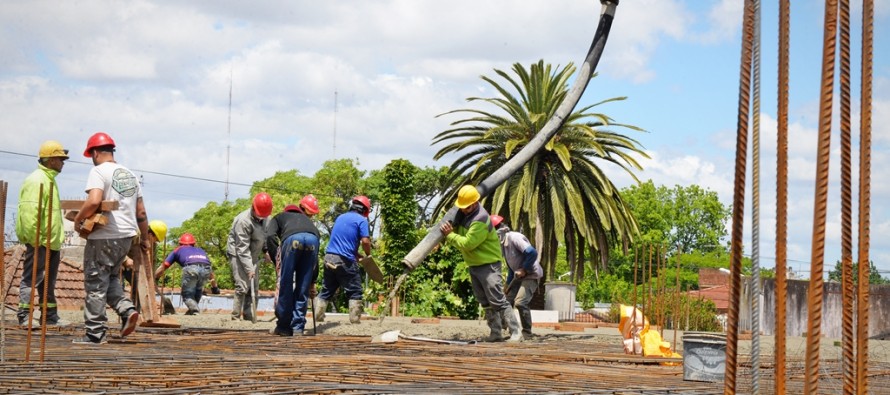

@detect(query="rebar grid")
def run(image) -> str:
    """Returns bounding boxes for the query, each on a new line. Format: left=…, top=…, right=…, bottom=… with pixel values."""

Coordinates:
left=726, top=0, right=756, bottom=393
left=857, top=1, right=874, bottom=393
left=0, top=327, right=727, bottom=394
left=774, top=1, right=790, bottom=393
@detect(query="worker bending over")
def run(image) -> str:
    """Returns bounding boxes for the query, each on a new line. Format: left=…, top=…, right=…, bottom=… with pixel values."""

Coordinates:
left=491, top=215, right=542, bottom=338
left=155, top=233, right=214, bottom=315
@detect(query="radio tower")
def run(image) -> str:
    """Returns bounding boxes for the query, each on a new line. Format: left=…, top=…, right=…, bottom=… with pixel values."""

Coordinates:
left=333, top=90, right=338, bottom=159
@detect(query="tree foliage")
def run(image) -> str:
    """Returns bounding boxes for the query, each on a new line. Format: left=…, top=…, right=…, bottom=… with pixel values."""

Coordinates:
left=828, top=260, right=888, bottom=285
left=431, top=60, right=647, bottom=282
left=620, top=180, right=730, bottom=254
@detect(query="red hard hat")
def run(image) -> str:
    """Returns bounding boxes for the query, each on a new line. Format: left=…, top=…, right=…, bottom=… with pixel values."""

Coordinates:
left=490, top=215, right=504, bottom=228
left=83, top=132, right=116, bottom=157
left=283, top=204, right=301, bottom=213
left=352, top=195, right=371, bottom=217
left=253, top=192, right=273, bottom=218
left=179, top=233, right=196, bottom=245
left=300, top=194, right=320, bottom=215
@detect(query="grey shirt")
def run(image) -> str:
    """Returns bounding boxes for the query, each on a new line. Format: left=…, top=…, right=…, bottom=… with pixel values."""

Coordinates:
left=226, top=208, right=268, bottom=273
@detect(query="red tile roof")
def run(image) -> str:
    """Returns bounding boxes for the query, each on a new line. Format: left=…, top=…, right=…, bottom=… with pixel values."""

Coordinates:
left=3, top=244, right=86, bottom=310
left=686, top=284, right=730, bottom=313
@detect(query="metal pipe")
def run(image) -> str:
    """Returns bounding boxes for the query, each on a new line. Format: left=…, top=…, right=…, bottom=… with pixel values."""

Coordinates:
left=401, top=0, right=621, bottom=271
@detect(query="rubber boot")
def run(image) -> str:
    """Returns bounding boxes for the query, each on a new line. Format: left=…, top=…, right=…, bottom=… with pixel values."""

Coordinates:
left=184, top=298, right=200, bottom=315
left=348, top=299, right=363, bottom=324
left=502, top=308, right=523, bottom=342
left=483, top=307, right=503, bottom=342
left=314, top=297, right=328, bottom=322
left=231, top=294, right=243, bottom=320
left=518, top=306, right=533, bottom=337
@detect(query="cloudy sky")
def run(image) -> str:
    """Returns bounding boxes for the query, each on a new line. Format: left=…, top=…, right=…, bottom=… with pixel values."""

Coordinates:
left=1, top=1, right=887, bottom=277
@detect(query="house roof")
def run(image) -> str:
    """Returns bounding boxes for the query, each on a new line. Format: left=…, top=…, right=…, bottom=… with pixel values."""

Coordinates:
left=686, top=284, right=731, bottom=312
left=3, top=244, right=86, bottom=310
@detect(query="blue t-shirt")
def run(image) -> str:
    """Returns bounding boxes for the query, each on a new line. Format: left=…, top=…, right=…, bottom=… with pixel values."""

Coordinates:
left=325, top=211, right=369, bottom=262
left=164, top=245, right=212, bottom=268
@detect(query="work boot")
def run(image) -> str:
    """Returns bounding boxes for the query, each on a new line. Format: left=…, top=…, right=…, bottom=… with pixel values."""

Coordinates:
left=502, top=308, right=523, bottom=342
left=483, top=307, right=503, bottom=342
left=314, top=297, right=328, bottom=322
left=518, top=306, right=533, bottom=337
left=348, top=299, right=363, bottom=324
left=184, top=298, right=200, bottom=315
left=231, top=294, right=244, bottom=320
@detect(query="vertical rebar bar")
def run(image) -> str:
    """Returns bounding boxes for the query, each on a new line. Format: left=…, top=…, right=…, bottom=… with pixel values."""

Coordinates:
left=0, top=180, right=7, bottom=363
left=838, top=0, right=855, bottom=392
left=804, top=1, right=839, bottom=392
left=750, top=0, right=762, bottom=392
left=726, top=1, right=756, bottom=393
left=673, top=246, right=682, bottom=351
left=775, top=1, right=791, bottom=393
left=39, top=183, right=54, bottom=363
left=632, top=243, right=638, bottom=356
left=856, top=1, right=874, bottom=392
left=25, top=184, right=44, bottom=362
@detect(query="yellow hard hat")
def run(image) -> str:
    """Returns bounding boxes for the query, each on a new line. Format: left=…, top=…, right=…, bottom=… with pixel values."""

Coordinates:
left=148, top=220, right=168, bottom=242
left=455, top=185, right=480, bottom=209
left=38, top=140, right=69, bottom=159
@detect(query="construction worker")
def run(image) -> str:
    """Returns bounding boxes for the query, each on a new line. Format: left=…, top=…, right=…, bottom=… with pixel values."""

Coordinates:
left=122, top=220, right=167, bottom=297
left=266, top=196, right=320, bottom=336
left=439, top=185, right=522, bottom=342
left=226, top=192, right=273, bottom=321
left=154, top=233, right=214, bottom=315
left=314, top=195, right=372, bottom=324
left=15, top=140, right=69, bottom=328
left=73, top=132, right=146, bottom=344
left=491, top=215, right=542, bottom=338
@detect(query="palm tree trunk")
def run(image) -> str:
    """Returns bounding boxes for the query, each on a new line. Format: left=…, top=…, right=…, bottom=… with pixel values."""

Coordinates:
left=402, top=0, right=621, bottom=271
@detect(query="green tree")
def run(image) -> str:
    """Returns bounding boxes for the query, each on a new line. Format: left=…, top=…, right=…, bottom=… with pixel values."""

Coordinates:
left=309, top=158, right=377, bottom=236
left=828, top=261, right=889, bottom=285
left=432, top=60, right=647, bottom=281
left=620, top=180, right=730, bottom=254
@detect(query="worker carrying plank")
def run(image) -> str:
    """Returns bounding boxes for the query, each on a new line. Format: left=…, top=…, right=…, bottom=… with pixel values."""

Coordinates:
left=72, top=132, right=147, bottom=345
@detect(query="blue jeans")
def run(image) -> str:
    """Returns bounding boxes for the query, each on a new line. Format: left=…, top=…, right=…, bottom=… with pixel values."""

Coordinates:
left=318, top=254, right=363, bottom=301
left=276, top=233, right=319, bottom=333
left=181, top=265, right=211, bottom=312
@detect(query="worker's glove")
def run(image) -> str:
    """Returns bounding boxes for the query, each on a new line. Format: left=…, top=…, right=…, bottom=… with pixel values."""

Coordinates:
left=211, top=286, right=221, bottom=295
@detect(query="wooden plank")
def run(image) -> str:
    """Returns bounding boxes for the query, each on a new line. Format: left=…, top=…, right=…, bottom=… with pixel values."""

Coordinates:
left=59, top=200, right=119, bottom=211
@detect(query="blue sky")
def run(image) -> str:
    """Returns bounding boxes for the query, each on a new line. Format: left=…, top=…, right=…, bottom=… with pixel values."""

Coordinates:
left=1, top=1, right=887, bottom=277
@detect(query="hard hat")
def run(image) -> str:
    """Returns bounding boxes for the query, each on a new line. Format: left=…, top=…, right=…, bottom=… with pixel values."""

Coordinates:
left=352, top=195, right=371, bottom=217
left=283, top=204, right=301, bottom=213
left=455, top=185, right=480, bottom=209
left=252, top=192, right=273, bottom=218
left=179, top=233, right=196, bottom=245
left=38, top=140, right=69, bottom=159
left=300, top=194, right=320, bottom=215
left=83, top=132, right=116, bottom=157
left=490, top=215, right=504, bottom=228
left=148, top=220, right=168, bottom=242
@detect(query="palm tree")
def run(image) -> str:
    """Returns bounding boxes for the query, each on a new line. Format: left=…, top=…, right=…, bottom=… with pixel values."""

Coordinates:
left=432, top=60, right=648, bottom=280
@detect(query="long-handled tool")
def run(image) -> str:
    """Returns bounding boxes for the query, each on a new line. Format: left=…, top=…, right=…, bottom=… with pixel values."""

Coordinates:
left=308, top=288, right=317, bottom=336
left=249, top=273, right=258, bottom=324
